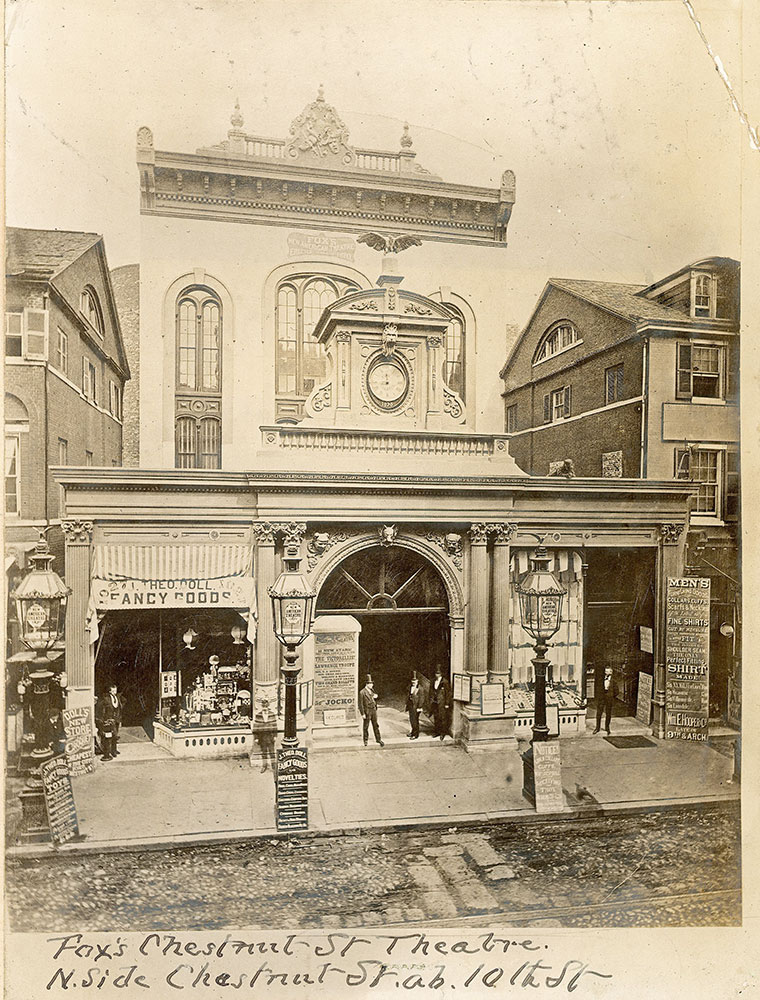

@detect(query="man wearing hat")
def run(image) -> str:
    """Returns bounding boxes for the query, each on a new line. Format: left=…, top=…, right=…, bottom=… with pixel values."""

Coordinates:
left=406, top=672, right=423, bottom=739
left=358, top=675, right=384, bottom=747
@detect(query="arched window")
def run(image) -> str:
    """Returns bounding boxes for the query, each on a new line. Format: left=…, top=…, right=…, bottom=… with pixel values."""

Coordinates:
left=534, top=321, right=580, bottom=364
left=174, top=286, right=222, bottom=469
left=275, top=274, right=358, bottom=402
left=694, top=274, right=712, bottom=317
left=80, top=287, right=104, bottom=336
left=443, top=305, right=466, bottom=401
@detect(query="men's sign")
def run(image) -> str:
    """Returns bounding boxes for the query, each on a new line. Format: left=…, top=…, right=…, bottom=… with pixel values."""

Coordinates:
left=40, top=755, right=79, bottom=843
left=62, top=706, right=95, bottom=776
left=276, top=747, right=308, bottom=831
left=665, top=577, right=710, bottom=742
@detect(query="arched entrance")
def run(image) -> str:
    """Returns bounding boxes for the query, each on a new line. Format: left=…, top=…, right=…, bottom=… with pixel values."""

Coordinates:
left=316, top=545, right=450, bottom=713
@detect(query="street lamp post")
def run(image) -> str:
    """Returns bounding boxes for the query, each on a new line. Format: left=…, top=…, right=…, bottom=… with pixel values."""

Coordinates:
left=10, top=531, right=71, bottom=839
left=516, top=541, right=566, bottom=810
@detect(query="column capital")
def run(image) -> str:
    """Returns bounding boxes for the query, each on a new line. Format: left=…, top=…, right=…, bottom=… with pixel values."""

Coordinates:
left=252, top=521, right=277, bottom=546
left=492, top=522, right=518, bottom=544
left=659, top=522, right=684, bottom=545
left=469, top=522, right=492, bottom=545
left=274, top=521, right=307, bottom=548
left=62, top=520, right=93, bottom=543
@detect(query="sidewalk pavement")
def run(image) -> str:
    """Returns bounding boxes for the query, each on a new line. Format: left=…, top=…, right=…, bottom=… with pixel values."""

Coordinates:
left=7, top=716, right=739, bottom=857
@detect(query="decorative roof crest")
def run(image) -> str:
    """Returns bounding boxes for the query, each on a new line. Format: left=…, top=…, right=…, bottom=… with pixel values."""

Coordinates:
left=285, top=86, right=353, bottom=165
left=230, top=98, right=244, bottom=130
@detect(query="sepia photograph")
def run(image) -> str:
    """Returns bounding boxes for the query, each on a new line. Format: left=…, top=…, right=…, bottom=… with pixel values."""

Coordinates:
left=3, top=0, right=755, bottom=996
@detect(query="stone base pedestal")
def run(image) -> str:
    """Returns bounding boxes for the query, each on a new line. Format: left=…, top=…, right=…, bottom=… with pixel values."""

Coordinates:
left=460, top=708, right=518, bottom=751
left=522, top=741, right=565, bottom=813
left=18, top=784, right=51, bottom=843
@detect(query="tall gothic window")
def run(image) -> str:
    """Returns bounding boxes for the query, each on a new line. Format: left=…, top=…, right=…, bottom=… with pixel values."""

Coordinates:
left=175, top=286, right=222, bottom=469
left=443, top=305, right=466, bottom=402
left=275, top=274, right=357, bottom=419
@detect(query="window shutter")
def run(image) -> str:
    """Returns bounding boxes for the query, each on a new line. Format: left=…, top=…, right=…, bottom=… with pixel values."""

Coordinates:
left=676, top=343, right=692, bottom=398
left=724, top=450, right=739, bottom=520
left=616, top=365, right=624, bottom=400
left=24, top=308, right=48, bottom=360
left=564, top=385, right=572, bottom=417
left=726, top=344, right=739, bottom=400
left=675, top=448, right=690, bottom=479
left=82, top=357, right=89, bottom=397
left=543, top=394, right=551, bottom=424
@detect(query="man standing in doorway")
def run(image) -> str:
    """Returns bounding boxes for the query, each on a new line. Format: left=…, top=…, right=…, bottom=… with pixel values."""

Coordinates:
left=406, top=673, right=423, bottom=739
left=358, top=675, right=384, bottom=747
left=96, top=682, right=125, bottom=760
left=594, top=666, right=615, bottom=734
left=429, top=665, right=452, bottom=741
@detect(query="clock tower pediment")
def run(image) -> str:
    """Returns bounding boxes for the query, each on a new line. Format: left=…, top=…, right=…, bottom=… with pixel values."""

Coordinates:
left=304, top=284, right=466, bottom=431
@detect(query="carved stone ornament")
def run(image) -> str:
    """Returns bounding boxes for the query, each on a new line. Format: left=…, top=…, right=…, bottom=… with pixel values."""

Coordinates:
left=659, top=523, right=684, bottom=545
left=62, top=520, right=94, bottom=543
left=378, top=524, right=398, bottom=547
left=426, top=531, right=463, bottom=571
left=285, top=85, right=353, bottom=165
left=275, top=521, right=308, bottom=548
left=306, top=530, right=348, bottom=572
left=469, top=523, right=492, bottom=545
left=405, top=302, right=433, bottom=316
left=252, top=522, right=277, bottom=546
left=357, top=232, right=422, bottom=254
left=335, top=331, right=352, bottom=342
left=382, top=324, right=399, bottom=358
left=492, top=522, right=518, bottom=544
left=310, top=383, right=332, bottom=412
left=136, top=126, right=153, bottom=149
left=443, top=386, right=464, bottom=421
left=386, top=286, right=398, bottom=313
left=426, top=335, right=443, bottom=349
left=349, top=300, right=378, bottom=312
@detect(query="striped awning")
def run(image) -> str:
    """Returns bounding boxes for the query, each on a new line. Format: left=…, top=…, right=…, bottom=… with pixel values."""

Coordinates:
left=91, top=544, right=256, bottom=613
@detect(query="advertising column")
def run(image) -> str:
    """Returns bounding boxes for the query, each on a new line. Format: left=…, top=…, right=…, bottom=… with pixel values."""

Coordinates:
left=665, top=577, right=711, bottom=741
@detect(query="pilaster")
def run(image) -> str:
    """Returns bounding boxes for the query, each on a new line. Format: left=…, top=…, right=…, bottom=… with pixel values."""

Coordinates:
left=489, top=522, right=517, bottom=682
left=466, top=523, right=491, bottom=698
left=62, top=521, right=94, bottom=693
left=253, top=522, right=279, bottom=687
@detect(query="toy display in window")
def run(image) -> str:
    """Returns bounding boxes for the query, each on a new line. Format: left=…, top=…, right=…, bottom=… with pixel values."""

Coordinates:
left=177, top=654, right=251, bottom=728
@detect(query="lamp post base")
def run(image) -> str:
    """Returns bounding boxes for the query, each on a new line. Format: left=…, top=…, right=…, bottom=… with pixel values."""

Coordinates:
left=522, top=741, right=565, bottom=814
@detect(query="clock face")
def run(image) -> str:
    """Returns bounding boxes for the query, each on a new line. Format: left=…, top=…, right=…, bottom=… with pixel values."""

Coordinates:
left=367, top=360, right=409, bottom=408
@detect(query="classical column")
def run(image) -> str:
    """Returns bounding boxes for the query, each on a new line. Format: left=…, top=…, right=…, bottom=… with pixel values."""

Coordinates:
left=466, top=523, right=491, bottom=698
left=426, top=335, right=443, bottom=419
left=653, top=522, right=687, bottom=738
left=62, top=521, right=94, bottom=701
left=252, top=522, right=279, bottom=686
left=489, top=522, right=517, bottom=683
left=335, top=332, right=351, bottom=412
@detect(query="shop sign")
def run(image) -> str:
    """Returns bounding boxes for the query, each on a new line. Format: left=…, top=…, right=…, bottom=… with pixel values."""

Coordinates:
left=636, top=672, right=653, bottom=727
left=287, top=232, right=356, bottom=261
left=62, top=706, right=95, bottom=776
left=40, top=755, right=79, bottom=843
left=665, top=578, right=710, bottom=742
left=276, top=747, right=308, bottom=831
left=92, top=575, right=253, bottom=609
left=531, top=741, right=565, bottom=814
left=313, top=630, right=357, bottom=724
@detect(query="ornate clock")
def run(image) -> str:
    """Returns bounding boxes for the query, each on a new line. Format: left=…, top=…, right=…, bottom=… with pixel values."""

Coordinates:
left=366, top=357, right=410, bottom=411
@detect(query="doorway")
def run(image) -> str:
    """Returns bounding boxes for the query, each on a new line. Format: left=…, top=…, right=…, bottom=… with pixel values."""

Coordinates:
left=316, top=545, right=451, bottom=714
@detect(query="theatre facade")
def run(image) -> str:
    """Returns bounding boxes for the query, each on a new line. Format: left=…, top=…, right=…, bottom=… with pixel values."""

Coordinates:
left=56, top=91, right=696, bottom=757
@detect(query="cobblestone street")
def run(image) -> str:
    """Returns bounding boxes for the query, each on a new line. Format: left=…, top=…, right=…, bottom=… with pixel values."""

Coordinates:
left=6, top=803, right=740, bottom=931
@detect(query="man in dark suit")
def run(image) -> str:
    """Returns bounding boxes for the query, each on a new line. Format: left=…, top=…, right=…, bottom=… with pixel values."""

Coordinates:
left=358, top=675, right=384, bottom=747
left=594, top=666, right=615, bottom=734
left=428, top=666, right=452, bottom=741
left=95, top=683, right=124, bottom=760
left=406, top=673, right=423, bottom=739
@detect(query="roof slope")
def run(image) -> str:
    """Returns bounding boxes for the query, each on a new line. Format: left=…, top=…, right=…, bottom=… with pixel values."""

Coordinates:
left=6, top=227, right=101, bottom=278
left=549, top=278, right=690, bottom=324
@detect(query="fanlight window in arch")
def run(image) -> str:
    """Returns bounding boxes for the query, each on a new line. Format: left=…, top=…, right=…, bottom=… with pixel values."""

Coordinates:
left=80, top=287, right=104, bottom=336
left=276, top=275, right=358, bottom=397
left=317, top=546, right=449, bottom=614
left=176, top=289, right=221, bottom=392
left=534, top=322, right=580, bottom=364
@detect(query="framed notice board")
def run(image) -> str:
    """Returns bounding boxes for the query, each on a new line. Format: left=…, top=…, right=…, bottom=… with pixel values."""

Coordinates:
left=480, top=682, right=505, bottom=716
left=453, top=673, right=471, bottom=702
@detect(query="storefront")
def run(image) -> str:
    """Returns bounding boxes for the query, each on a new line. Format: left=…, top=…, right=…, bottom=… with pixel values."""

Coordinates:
left=57, top=466, right=696, bottom=757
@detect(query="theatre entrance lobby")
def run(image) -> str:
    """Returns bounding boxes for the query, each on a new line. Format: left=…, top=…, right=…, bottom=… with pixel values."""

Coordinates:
left=315, top=545, right=451, bottom=739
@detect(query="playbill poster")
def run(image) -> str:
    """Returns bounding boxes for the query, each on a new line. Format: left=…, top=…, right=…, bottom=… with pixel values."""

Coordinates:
left=3, top=1, right=756, bottom=998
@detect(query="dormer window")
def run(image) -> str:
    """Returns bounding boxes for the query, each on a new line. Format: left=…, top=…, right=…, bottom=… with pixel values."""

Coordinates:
left=534, top=321, right=580, bottom=364
left=80, top=287, right=104, bottom=336
left=694, top=274, right=711, bottom=317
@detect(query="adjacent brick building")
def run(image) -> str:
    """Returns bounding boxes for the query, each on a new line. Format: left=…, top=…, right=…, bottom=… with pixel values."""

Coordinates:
left=4, top=229, right=131, bottom=592
left=500, top=257, right=740, bottom=723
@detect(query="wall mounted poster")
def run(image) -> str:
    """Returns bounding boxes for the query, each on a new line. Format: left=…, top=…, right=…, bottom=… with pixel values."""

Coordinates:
left=480, top=682, right=505, bottom=716
left=61, top=706, right=95, bottom=777
left=313, top=630, right=357, bottom=724
left=452, top=673, right=471, bottom=702
left=636, top=672, right=654, bottom=726
left=665, top=577, right=710, bottom=742
left=40, top=755, right=79, bottom=844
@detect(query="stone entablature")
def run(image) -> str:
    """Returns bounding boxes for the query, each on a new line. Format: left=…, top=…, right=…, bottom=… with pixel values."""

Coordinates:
left=136, top=90, right=516, bottom=245
left=260, top=426, right=512, bottom=460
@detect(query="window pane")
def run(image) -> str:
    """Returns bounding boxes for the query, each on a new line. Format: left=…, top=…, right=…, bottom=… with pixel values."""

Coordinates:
left=201, top=301, right=220, bottom=391
left=276, top=286, right=298, bottom=393
left=175, top=417, right=197, bottom=469
left=198, top=418, right=221, bottom=469
left=5, top=437, right=18, bottom=513
left=692, top=450, right=719, bottom=514
left=178, top=299, right=197, bottom=388
left=444, top=316, right=465, bottom=400
left=301, top=281, right=335, bottom=394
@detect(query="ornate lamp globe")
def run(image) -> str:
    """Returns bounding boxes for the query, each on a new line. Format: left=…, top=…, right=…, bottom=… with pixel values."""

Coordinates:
left=516, top=543, right=566, bottom=642
left=268, top=551, right=316, bottom=648
left=230, top=623, right=246, bottom=645
left=11, top=533, right=71, bottom=653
